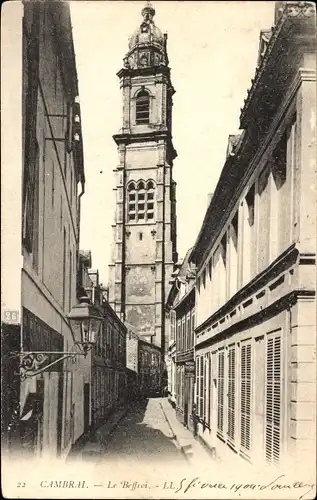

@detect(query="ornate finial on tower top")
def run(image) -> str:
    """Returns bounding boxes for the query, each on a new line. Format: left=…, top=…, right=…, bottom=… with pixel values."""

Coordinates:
left=141, top=1, right=155, bottom=22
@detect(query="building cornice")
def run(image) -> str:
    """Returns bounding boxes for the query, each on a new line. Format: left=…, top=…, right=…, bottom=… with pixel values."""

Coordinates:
left=240, top=1, right=316, bottom=128
left=113, top=129, right=177, bottom=160
left=190, top=63, right=315, bottom=268
left=117, top=64, right=171, bottom=80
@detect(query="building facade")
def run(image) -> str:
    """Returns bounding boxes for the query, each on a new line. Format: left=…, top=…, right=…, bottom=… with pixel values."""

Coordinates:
left=108, top=2, right=178, bottom=352
left=2, top=0, right=88, bottom=460
left=77, top=252, right=127, bottom=431
left=166, top=251, right=196, bottom=428
left=190, top=1, right=316, bottom=472
left=125, top=322, right=162, bottom=398
left=89, top=269, right=127, bottom=429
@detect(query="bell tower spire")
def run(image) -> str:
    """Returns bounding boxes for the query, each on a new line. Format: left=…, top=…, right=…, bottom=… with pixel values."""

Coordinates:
left=108, top=2, right=178, bottom=353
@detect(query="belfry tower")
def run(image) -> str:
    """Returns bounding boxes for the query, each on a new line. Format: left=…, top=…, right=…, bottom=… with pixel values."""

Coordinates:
left=108, top=2, right=178, bottom=351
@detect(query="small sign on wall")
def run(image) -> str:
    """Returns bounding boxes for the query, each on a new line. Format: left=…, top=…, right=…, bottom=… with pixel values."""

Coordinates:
left=2, top=310, right=20, bottom=324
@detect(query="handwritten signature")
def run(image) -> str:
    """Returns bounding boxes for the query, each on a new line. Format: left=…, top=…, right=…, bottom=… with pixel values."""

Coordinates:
left=170, top=475, right=315, bottom=499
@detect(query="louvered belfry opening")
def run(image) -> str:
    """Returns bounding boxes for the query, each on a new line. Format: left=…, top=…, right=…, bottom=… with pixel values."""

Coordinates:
left=136, top=90, right=150, bottom=124
left=265, top=334, right=281, bottom=464
left=240, top=342, right=252, bottom=453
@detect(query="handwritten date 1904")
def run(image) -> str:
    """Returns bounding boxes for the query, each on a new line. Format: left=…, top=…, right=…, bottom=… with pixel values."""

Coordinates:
left=173, top=475, right=315, bottom=499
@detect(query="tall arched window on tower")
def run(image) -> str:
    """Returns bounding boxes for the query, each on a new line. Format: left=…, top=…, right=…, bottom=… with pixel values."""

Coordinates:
left=136, top=90, right=150, bottom=124
left=127, top=180, right=155, bottom=223
left=127, top=182, right=136, bottom=221
left=146, top=180, right=155, bottom=220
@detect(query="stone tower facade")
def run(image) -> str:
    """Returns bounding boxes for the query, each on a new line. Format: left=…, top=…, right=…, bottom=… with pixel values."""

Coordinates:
left=108, top=2, right=178, bottom=351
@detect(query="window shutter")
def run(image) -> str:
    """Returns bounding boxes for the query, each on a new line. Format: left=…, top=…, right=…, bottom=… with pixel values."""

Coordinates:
left=217, top=350, right=225, bottom=434
left=200, top=355, right=204, bottom=418
left=227, top=345, right=236, bottom=442
left=265, top=334, right=281, bottom=464
left=195, top=357, right=200, bottom=412
left=240, top=342, right=252, bottom=453
left=207, top=353, right=211, bottom=427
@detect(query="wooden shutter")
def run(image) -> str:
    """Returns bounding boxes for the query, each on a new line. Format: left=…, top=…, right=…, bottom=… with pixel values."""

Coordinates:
left=227, top=345, right=236, bottom=442
left=265, top=334, right=281, bottom=464
left=240, top=342, right=252, bottom=453
left=200, top=356, right=204, bottom=418
left=207, top=353, right=212, bottom=427
left=217, top=350, right=225, bottom=434
left=195, top=357, right=200, bottom=412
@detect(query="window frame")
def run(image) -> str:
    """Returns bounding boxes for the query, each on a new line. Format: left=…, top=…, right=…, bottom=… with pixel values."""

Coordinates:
left=127, top=180, right=155, bottom=223
left=135, top=90, right=150, bottom=125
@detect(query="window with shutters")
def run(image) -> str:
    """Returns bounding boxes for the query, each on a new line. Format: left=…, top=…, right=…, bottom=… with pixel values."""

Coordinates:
left=170, top=310, right=176, bottom=342
left=227, top=345, right=236, bottom=442
left=217, top=350, right=225, bottom=434
left=186, top=314, right=191, bottom=351
left=265, top=333, right=281, bottom=464
left=240, top=342, right=252, bottom=454
left=199, top=355, right=204, bottom=418
left=207, top=352, right=212, bottom=427
left=176, top=319, right=181, bottom=352
left=191, top=311, right=195, bottom=348
left=136, top=89, right=150, bottom=124
left=181, top=317, right=185, bottom=352
left=195, top=357, right=200, bottom=411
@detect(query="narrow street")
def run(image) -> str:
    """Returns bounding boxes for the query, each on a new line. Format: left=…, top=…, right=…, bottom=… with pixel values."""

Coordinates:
left=79, top=398, right=213, bottom=471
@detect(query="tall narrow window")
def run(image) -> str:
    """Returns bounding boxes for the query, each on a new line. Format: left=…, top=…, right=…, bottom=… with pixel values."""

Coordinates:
left=127, top=182, right=136, bottom=222
left=181, top=318, right=185, bottom=352
left=136, top=90, right=150, bottom=124
left=241, top=341, right=252, bottom=454
left=146, top=180, right=155, bottom=220
left=243, top=185, right=255, bottom=285
left=265, top=333, right=281, bottom=464
left=176, top=320, right=181, bottom=352
left=229, top=212, right=239, bottom=297
left=191, top=311, right=195, bottom=348
left=187, top=313, right=191, bottom=350
left=219, top=235, right=227, bottom=304
left=196, top=357, right=200, bottom=414
left=217, top=349, right=225, bottom=434
left=227, top=345, right=236, bottom=442
left=199, top=355, right=204, bottom=418
left=258, top=165, right=270, bottom=272
left=207, top=352, right=212, bottom=427
left=137, top=181, right=145, bottom=221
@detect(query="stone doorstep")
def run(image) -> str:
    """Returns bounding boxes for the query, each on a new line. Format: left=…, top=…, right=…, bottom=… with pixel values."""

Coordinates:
left=160, top=401, right=213, bottom=463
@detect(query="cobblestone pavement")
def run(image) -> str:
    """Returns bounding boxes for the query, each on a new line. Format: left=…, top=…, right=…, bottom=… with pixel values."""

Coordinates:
left=79, top=398, right=214, bottom=474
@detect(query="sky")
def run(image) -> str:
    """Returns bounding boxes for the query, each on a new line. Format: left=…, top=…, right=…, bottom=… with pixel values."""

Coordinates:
left=70, top=0, right=275, bottom=285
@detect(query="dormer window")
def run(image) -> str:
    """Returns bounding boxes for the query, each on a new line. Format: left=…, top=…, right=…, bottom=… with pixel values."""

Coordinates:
left=136, top=90, right=150, bottom=124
